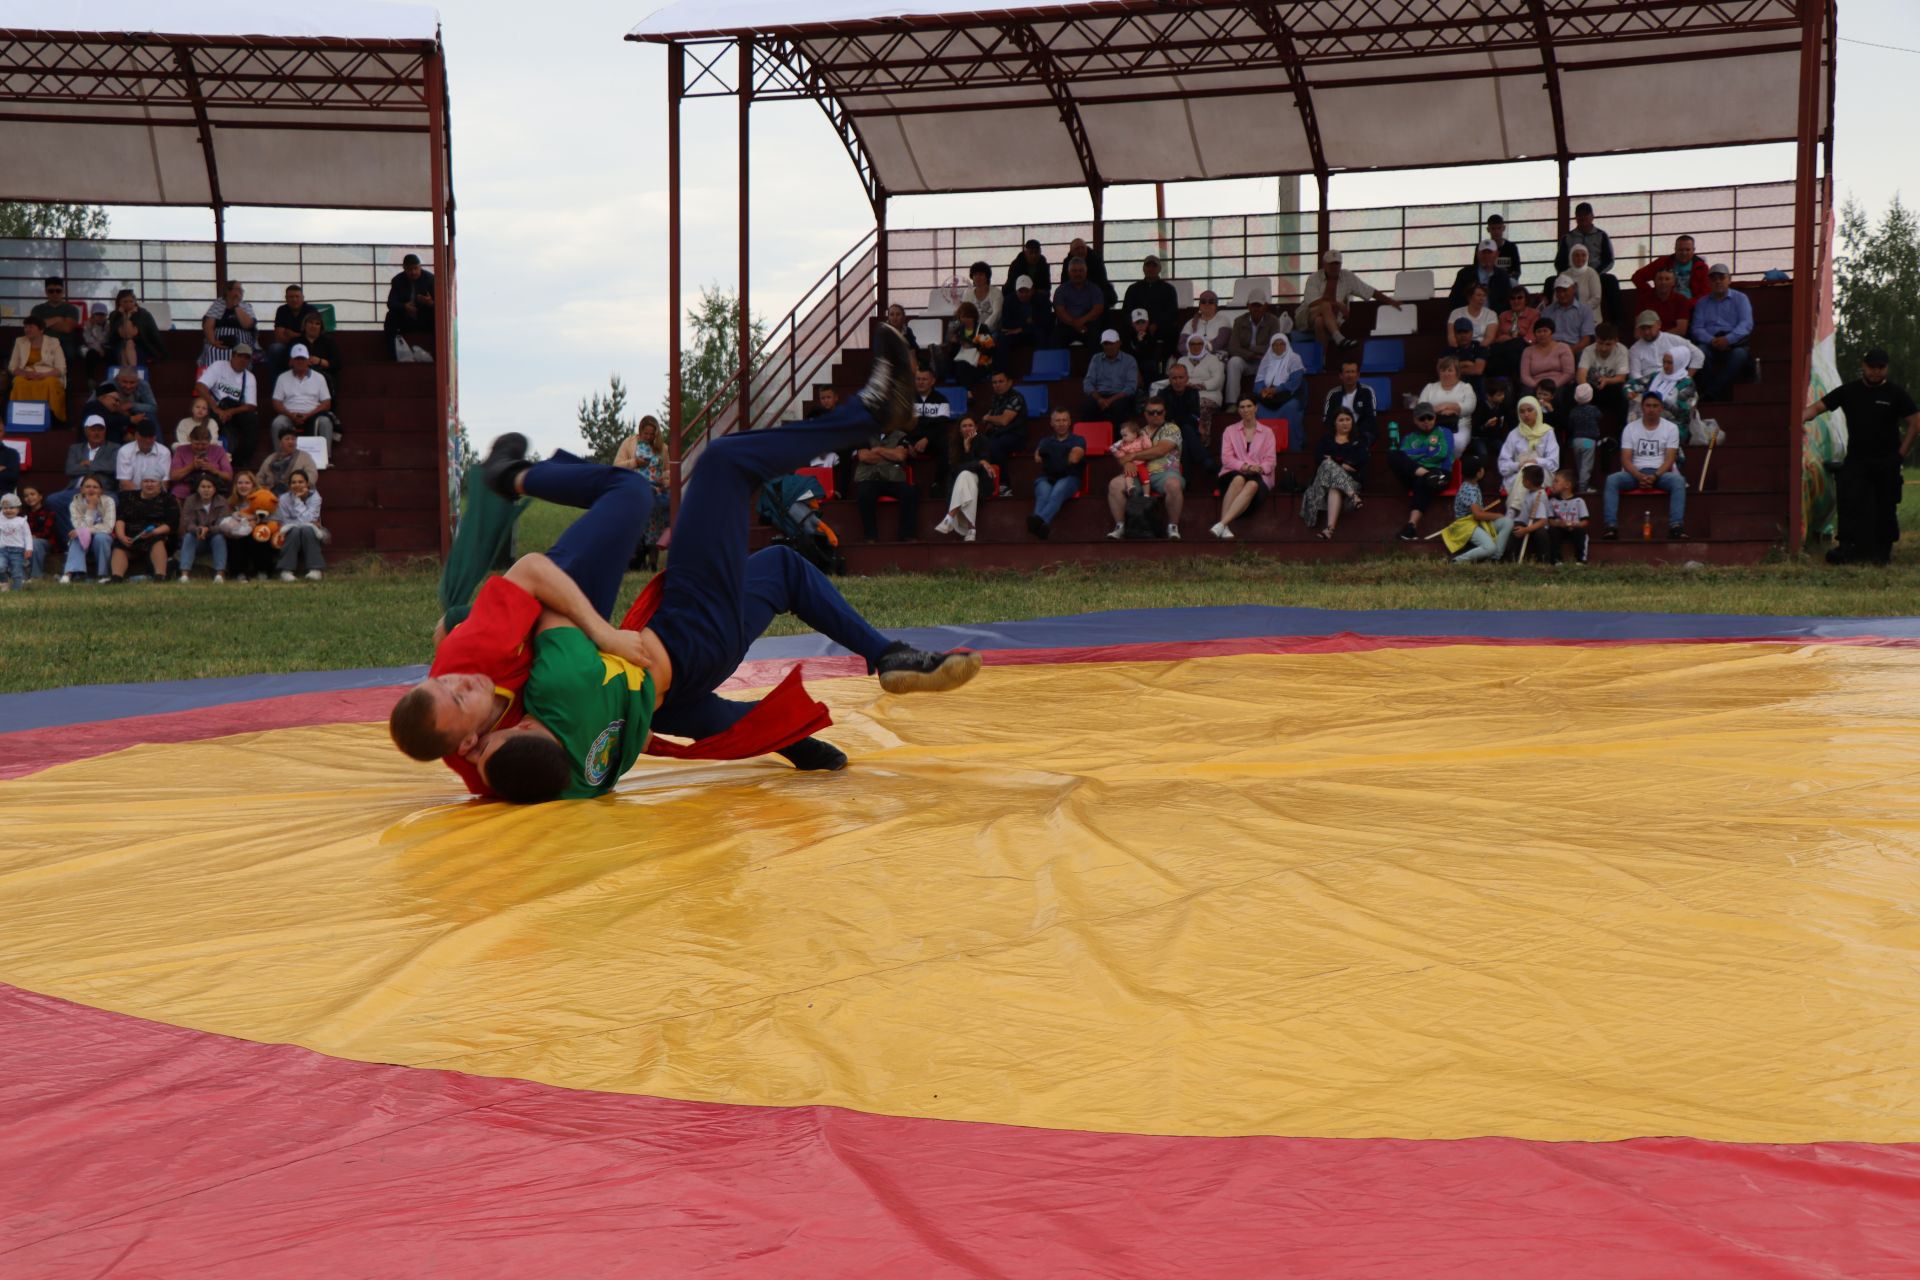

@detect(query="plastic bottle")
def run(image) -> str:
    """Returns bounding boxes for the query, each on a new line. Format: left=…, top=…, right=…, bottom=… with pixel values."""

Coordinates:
left=1387, top=420, right=1402, bottom=450
left=1641, top=509, right=1653, bottom=540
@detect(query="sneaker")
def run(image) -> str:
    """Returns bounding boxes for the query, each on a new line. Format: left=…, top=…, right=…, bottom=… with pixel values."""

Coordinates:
left=962, top=529, right=976, bottom=544
left=1601, top=526, right=1619, bottom=541
left=1668, top=524, right=1688, bottom=541
left=1027, top=513, right=1048, bottom=539
left=1166, top=523, right=1180, bottom=540
left=393, top=335, right=415, bottom=362
left=1397, top=523, right=1418, bottom=541
left=1108, top=521, right=1125, bottom=540
left=213, top=573, right=224, bottom=583
left=934, top=516, right=955, bottom=536
left=177, top=574, right=191, bottom=584
left=280, top=571, right=296, bottom=582
left=305, top=569, right=324, bottom=580
left=58, top=574, right=71, bottom=585
left=996, top=487, right=1013, bottom=499
left=481, top=432, right=532, bottom=498
left=875, top=642, right=984, bottom=695
left=1209, top=522, right=1224, bottom=539
left=778, top=736, right=848, bottom=772
left=856, top=324, right=916, bottom=433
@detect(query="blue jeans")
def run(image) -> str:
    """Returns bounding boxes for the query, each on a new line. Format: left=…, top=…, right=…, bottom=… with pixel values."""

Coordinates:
left=29, top=537, right=50, bottom=578
left=65, top=535, right=111, bottom=577
left=519, top=450, right=654, bottom=620
left=0, top=546, right=23, bottom=588
left=179, top=531, right=228, bottom=573
left=1033, top=473, right=1078, bottom=525
left=1603, top=470, right=1686, bottom=527
left=48, top=487, right=78, bottom=539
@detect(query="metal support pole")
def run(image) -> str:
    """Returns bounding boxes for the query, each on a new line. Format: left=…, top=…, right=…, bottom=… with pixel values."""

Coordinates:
left=1316, top=173, right=1331, bottom=264
left=875, top=192, right=889, bottom=332
left=1787, top=0, right=1823, bottom=552
left=1556, top=156, right=1571, bottom=237
left=425, top=48, right=452, bottom=558
left=1155, top=182, right=1168, bottom=257
left=667, top=43, right=685, bottom=504
left=211, top=205, right=228, bottom=288
left=737, top=37, right=753, bottom=429
left=1091, top=184, right=1105, bottom=254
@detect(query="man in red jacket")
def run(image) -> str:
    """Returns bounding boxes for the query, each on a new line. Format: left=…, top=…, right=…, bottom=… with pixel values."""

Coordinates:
left=1631, top=234, right=1710, bottom=303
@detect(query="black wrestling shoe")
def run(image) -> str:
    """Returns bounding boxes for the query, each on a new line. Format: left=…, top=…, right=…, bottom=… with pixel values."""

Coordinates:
left=778, top=737, right=848, bottom=771
left=482, top=432, right=532, bottom=498
left=875, top=642, right=983, bottom=694
left=858, top=324, right=916, bottom=435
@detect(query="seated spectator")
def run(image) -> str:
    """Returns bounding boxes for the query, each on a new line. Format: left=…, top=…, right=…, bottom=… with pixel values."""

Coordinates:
left=885, top=303, right=923, bottom=364
left=169, top=421, right=234, bottom=499
left=61, top=475, right=114, bottom=582
left=1545, top=468, right=1591, bottom=563
left=177, top=394, right=218, bottom=446
left=1002, top=239, right=1051, bottom=309
left=1176, top=399, right=1218, bottom=484
left=1225, top=296, right=1280, bottom=404
left=979, top=370, right=1030, bottom=489
left=1577, top=322, right=1631, bottom=425
left=108, top=288, right=166, bottom=369
left=5, top=315, right=67, bottom=422
left=1049, top=257, right=1107, bottom=347
left=1602, top=392, right=1688, bottom=539
left=298, top=311, right=345, bottom=404
left=1449, top=283, right=1498, bottom=344
left=111, top=473, right=178, bottom=582
left=1447, top=318, right=1490, bottom=387
left=115, top=421, right=171, bottom=493
left=1539, top=276, right=1596, bottom=354
left=1488, top=285, right=1540, bottom=381
left=48, top=415, right=118, bottom=539
left=906, top=368, right=952, bottom=498
left=1391, top=403, right=1454, bottom=540
left=218, top=470, right=280, bottom=581
left=1631, top=344, right=1698, bottom=434
left=1507, top=464, right=1552, bottom=553
left=1443, top=453, right=1512, bottom=564
left=0, top=493, right=25, bottom=591
left=1213, top=399, right=1278, bottom=540
left=1562, top=244, right=1603, bottom=314
left=1174, top=333, right=1225, bottom=414
left=274, top=469, right=329, bottom=580
left=385, top=254, right=435, bottom=359
left=805, top=387, right=840, bottom=419
left=1296, top=251, right=1392, bottom=349
left=1321, top=358, right=1378, bottom=449
left=80, top=386, right=132, bottom=445
left=1628, top=312, right=1703, bottom=388
left=1470, top=376, right=1515, bottom=460
left=1498, top=395, right=1560, bottom=497
left=267, top=284, right=319, bottom=380
left=1105, top=408, right=1186, bottom=540
left=15, top=485, right=53, bottom=579
left=199, top=280, right=258, bottom=370
left=1251, top=332, right=1305, bottom=420
left=1159, top=362, right=1203, bottom=435
left=1533, top=378, right=1564, bottom=429
left=177, top=475, right=231, bottom=582
left=1082, top=329, right=1140, bottom=426
left=29, top=277, right=83, bottom=396
left=1122, top=307, right=1171, bottom=381
left=1177, top=289, right=1231, bottom=357
left=1301, top=407, right=1367, bottom=540
left=1067, top=236, right=1118, bottom=311
left=272, top=345, right=339, bottom=444
left=1519, top=321, right=1574, bottom=393
left=1632, top=234, right=1709, bottom=301
left=1122, top=254, right=1179, bottom=348
left=1638, top=268, right=1693, bottom=337
left=1027, top=408, right=1086, bottom=539
left=996, top=276, right=1045, bottom=355
left=1689, top=264, right=1755, bottom=401
left=111, top=366, right=160, bottom=434
left=1484, top=214, right=1523, bottom=279
left=1565, top=382, right=1607, bottom=493
left=852, top=425, right=918, bottom=543
left=1447, top=241, right=1512, bottom=312
left=1420, top=355, right=1477, bottom=435
left=960, top=260, right=1002, bottom=335
left=934, top=415, right=992, bottom=542
left=259, top=425, right=320, bottom=495
left=194, top=344, right=263, bottom=465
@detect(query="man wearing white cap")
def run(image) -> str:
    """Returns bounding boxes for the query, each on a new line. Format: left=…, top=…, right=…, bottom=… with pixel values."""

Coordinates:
left=1538, top=275, right=1596, bottom=357
left=1082, top=328, right=1141, bottom=426
left=271, top=343, right=338, bottom=445
left=1447, top=239, right=1512, bottom=311
left=1296, top=250, right=1392, bottom=351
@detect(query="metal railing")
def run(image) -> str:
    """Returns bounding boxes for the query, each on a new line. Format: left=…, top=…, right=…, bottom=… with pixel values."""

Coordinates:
left=0, top=238, right=433, bottom=331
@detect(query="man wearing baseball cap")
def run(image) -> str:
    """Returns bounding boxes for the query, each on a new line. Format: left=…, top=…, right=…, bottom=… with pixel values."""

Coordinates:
left=1689, top=265, right=1754, bottom=401
left=1297, top=249, right=1393, bottom=351
left=1082, top=328, right=1140, bottom=426
left=1447, top=239, right=1512, bottom=311
left=1804, top=349, right=1919, bottom=565
left=271, top=342, right=339, bottom=444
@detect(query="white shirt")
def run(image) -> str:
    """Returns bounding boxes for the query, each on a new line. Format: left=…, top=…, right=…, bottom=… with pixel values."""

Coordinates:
left=1508, top=486, right=1551, bottom=526
left=0, top=512, right=30, bottom=552
left=1621, top=419, right=1681, bottom=472
left=1629, top=335, right=1703, bottom=381
left=273, top=368, right=332, bottom=415
left=1448, top=305, right=1496, bottom=343
left=115, top=440, right=171, bottom=488
left=1419, top=379, right=1477, bottom=419
left=198, top=360, right=258, bottom=408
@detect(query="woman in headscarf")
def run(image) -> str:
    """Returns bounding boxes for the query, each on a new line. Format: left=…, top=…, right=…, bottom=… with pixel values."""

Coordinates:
left=1251, top=332, right=1305, bottom=418
left=1632, top=345, right=1698, bottom=433
left=1564, top=243, right=1604, bottom=313
left=1174, top=332, right=1225, bottom=413
left=1497, top=395, right=1561, bottom=497
left=1177, top=289, right=1231, bottom=357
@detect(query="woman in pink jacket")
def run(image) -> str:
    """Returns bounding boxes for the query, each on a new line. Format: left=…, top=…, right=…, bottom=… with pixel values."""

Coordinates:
left=1212, top=397, right=1278, bottom=540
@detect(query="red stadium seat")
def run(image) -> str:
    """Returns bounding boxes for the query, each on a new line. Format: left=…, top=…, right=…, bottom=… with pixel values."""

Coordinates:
left=796, top=466, right=835, bottom=500
left=1076, top=422, right=1114, bottom=455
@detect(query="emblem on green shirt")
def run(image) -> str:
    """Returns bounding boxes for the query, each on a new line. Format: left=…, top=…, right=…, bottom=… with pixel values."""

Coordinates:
left=585, top=719, right=624, bottom=786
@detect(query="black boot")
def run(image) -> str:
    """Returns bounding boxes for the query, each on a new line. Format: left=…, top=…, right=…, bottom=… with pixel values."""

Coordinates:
left=873, top=641, right=983, bottom=694
left=482, top=432, right=532, bottom=498
left=778, top=737, right=848, bottom=771
left=857, top=324, right=916, bottom=435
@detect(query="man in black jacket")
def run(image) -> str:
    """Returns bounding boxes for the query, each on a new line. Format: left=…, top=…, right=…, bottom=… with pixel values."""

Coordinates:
left=1121, top=254, right=1180, bottom=347
left=384, top=253, right=436, bottom=356
left=1320, top=358, right=1379, bottom=449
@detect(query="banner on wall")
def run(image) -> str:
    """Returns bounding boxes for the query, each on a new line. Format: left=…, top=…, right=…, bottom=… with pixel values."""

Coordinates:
left=1801, top=204, right=1845, bottom=544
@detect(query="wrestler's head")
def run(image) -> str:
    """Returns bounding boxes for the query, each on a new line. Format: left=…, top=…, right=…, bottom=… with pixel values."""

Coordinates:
left=389, top=673, right=499, bottom=761
left=468, top=720, right=570, bottom=805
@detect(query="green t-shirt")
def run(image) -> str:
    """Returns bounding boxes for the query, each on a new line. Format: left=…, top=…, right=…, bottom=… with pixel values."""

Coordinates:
left=522, top=627, right=657, bottom=799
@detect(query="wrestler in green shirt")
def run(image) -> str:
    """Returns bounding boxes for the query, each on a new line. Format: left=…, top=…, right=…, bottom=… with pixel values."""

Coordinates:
left=522, top=625, right=658, bottom=799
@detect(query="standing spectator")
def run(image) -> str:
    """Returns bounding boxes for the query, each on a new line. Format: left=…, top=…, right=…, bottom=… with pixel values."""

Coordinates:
left=934, top=416, right=992, bottom=542
left=1519, top=321, right=1574, bottom=393
left=1320, top=358, right=1378, bottom=448
left=298, top=312, right=345, bottom=405
left=271, top=345, right=339, bottom=444
left=1301, top=407, right=1366, bottom=539
left=274, top=469, right=328, bottom=580
left=48, top=415, right=118, bottom=538
left=1443, top=454, right=1513, bottom=564
left=1027, top=408, right=1086, bottom=539
left=1555, top=202, right=1615, bottom=275
left=1082, top=330, right=1140, bottom=426
left=1577, top=322, right=1631, bottom=425
left=0, top=494, right=26, bottom=591
left=885, top=303, right=924, bottom=366
left=1391, top=403, right=1454, bottom=540
left=852, top=425, right=918, bottom=543
left=1633, top=234, right=1709, bottom=301
left=259, top=425, right=320, bottom=495
left=1446, top=241, right=1512, bottom=311
left=1561, top=244, right=1603, bottom=314
left=176, top=394, right=218, bottom=445
left=1002, top=240, right=1051, bottom=309
left=1638, top=268, right=1694, bottom=337
left=5, top=315, right=67, bottom=422
left=1488, top=284, right=1540, bottom=382
left=959, top=261, right=1002, bottom=335
left=1296, top=251, right=1392, bottom=350
left=1803, top=349, right=1919, bottom=565
left=932, top=302, right=989, bottom=388
left=1212, top=399, right=1277, bottom=540
left=1121, top=307, right=1171, bottom=382
left=267, top=284, right=319, bottom=380
left=195, top=344, right=264, bottom=465
left=111, top=366, right=160, bottom=433
left=1122, top=255, right=1180, bottom=348
left=1177, top=289, right=1232, bottom=358
left=169, top=422, right=234, bottom=499
left=18, top=486, right=55, bottom=579
left=1449, top=283, right=1498, bottom=344
left=1251, top=332, right=1305, bottom=420
left=115, top=421, right=171, bottom=493
left=1545, top=469, right=1590, bottom=564
left=996, top=276, right=1045, bottom=357
left=108, top=289, right=166, bottom=369
left=1419, top=355, right=1477, bottom=438
left=199, top=281, right=257, bottom=370
left=61, top=475, right=114, bottom=582
left=1601, top=392, right=1688, bottom=540
left=385, top=253, right=436, bottom=359
left=80, top=304, right=112, bottom=385
left=0, top=425, right=17, bottom=495
left=28, top=277, right=83, bottom=407
left=1565, top=382, right=1607, bottom=493
left=1498, top=395, right=1561, bottom=498
left=1689, top=265, right=1755, bottom=401
left=1224, top=296, right=1280, bottom=405
left=1103, top=405, right=1186, bottom=541
left=111, top=474, right=179, bottom=581
left=177, top=475, right=231, bottom=582
left=219, top=471, right=279, bottom=581
left=1050, top=257, right=1107, bottom=347
left=1538, top=277, right=1597, bottom=355
left=1159, top=363, right=1203, bottom=436
left=906, top=368, right=952, bottom=498
left=1173, top=333, right=1225, bottom=414
left=1484, top=214, right=1523, bottom=279
left=612, top=415, right=671, bottom=563
left=979, top=370, right=1030, bottom=487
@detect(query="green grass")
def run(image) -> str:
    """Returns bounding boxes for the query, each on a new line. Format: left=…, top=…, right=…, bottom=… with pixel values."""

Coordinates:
left=2, top=493, right=1915, bottom=697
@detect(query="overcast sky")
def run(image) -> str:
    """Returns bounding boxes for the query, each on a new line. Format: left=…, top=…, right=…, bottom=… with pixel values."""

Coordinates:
left=103, top=0, right=1920, bottom=456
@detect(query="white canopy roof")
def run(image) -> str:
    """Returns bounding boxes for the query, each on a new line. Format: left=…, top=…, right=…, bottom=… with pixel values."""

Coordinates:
left=0, top=3, right=446, bottom=211
left=632, top=0, right=1833, bottom=198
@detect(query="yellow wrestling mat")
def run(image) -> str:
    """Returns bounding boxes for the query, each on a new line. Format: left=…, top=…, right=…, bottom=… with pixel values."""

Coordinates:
left=4, top=643, right=1920, bottom=1143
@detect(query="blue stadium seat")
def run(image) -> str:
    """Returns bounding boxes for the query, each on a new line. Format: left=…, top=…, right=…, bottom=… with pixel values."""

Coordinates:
left=1361, top=339, right=1405, bottom=374
left=1018, top=384, right=1049, bottom=419
left=106, top=364, right=149, bottom=384
left=4, top=399, right=53, bottom=433
left=934, top=385, right=969, bottom=415
left=1027, top=349, right=1072, bottom=382
left=1289, top=337, right=1324, bottom=375
left=1361, top=376, right=1394, bottom=411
